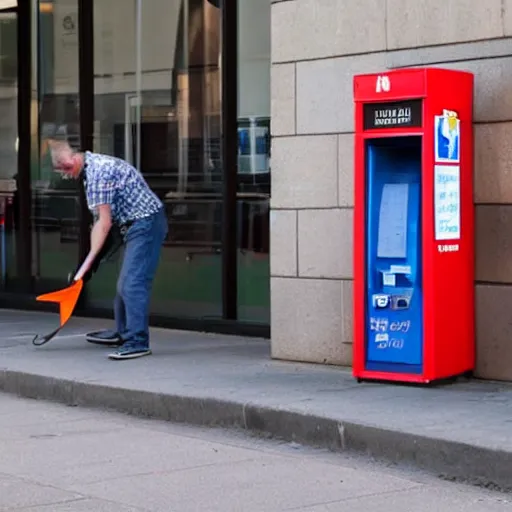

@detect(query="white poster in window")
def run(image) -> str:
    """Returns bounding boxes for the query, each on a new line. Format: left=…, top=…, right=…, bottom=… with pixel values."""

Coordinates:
left=377, top=183, right=409, bottom=258
left=53, top=0, right=79, bottom=92
left=434, top=165, right=460, bottom=241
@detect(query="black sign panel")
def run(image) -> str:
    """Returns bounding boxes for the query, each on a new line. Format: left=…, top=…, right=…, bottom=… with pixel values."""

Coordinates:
left=363, top=100, right=422, bottom=130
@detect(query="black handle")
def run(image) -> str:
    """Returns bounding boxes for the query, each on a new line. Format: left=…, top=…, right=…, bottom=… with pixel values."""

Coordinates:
left=32, top=327, right=62, bottom=347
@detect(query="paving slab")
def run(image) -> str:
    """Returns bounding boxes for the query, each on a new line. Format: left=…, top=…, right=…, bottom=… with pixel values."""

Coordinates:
left=0, top=309, right=511, bottom=490
left=297, top=486, right=512, bottom=512
left=0, top=474, right=83, bottom=510
left=69, top=457, right=419, bottom=512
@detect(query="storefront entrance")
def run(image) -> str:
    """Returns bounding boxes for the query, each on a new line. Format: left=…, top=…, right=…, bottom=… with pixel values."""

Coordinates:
left=0, top=0, right=270, bottom=337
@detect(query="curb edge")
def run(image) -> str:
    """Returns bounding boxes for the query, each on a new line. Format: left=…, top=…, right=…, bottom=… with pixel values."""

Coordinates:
left=0, top=369, right=510, bottom=491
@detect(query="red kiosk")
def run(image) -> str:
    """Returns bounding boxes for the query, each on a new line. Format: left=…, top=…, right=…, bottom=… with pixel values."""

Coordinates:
left=352, top=68, right=474, bottom=384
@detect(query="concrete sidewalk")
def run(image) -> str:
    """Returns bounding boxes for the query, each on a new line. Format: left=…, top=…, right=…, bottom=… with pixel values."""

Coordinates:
left=0, top=309, right=511, bottom=491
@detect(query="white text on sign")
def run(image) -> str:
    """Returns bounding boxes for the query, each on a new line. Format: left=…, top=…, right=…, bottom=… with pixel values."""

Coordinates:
left=438, top=244, right=459, bottom=253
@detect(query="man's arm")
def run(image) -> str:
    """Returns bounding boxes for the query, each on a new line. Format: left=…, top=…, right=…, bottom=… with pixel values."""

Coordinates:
left=73, top=204, right=112, bottom=281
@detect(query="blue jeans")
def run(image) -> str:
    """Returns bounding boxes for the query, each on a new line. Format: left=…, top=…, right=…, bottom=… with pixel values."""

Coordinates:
left=114, top=208, right=168, bottom=347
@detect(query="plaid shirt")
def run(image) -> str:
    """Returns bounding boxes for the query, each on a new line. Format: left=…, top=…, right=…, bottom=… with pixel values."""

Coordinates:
left=83, top=151, right=162, bottom=225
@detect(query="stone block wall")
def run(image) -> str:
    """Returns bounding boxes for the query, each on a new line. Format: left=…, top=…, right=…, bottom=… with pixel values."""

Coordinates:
left=270, top=0, right=512, bottom=380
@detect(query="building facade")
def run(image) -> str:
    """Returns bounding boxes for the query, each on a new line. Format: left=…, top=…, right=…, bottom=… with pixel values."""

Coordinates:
left=2, top=0, right=512, bottom=382
left=270, top=0, right=512, bottom=382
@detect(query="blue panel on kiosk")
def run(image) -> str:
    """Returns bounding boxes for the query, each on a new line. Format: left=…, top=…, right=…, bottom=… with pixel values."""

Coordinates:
left=365, top=137, right=423, bottom=372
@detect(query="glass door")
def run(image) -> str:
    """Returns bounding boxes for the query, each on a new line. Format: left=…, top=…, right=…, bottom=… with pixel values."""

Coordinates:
left=31, top=0, right=82, bottom=293
left=0, top=7, right=19, bottom=289
left=237, top=0, right=271, bottom=323
left=89, top=0, right=224, bottom=319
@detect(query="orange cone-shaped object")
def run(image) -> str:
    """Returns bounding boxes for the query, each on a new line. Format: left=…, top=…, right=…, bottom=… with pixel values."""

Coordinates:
left=33, top=279, right=84, bottom=346
left=36, top=279, right=83, bottom=325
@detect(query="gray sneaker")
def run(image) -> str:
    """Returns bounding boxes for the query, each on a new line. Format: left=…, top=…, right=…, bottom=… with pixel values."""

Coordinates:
left=108, top=343, right=152, bottom=360
left=86, top=330, right=123, bottom=347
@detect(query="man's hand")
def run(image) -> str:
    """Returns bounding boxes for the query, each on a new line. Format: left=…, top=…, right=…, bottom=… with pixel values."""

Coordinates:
left=68, top=266, right=93, bottom=285
left=73, top=204, right=112, bottom=282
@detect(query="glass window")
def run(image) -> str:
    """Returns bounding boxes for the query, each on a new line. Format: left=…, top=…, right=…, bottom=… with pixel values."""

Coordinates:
left=89, top=0, right=223, bottom=319
left=31, top=0, right=82, bottom=291
left=237, top=0, right=271, bottom=324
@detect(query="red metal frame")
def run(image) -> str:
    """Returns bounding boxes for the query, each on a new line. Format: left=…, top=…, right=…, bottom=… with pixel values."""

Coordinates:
left=353, top=68, right=474, bottom=384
